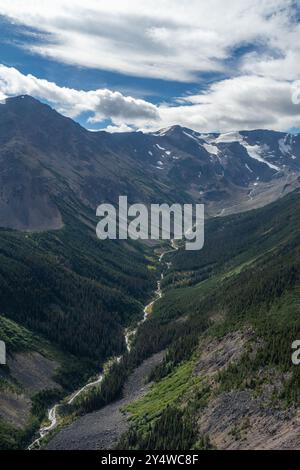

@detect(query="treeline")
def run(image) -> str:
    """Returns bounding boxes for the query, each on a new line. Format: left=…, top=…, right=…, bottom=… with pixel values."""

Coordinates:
left=113, top=189, right=300, bottom=449
left=68, top=316, right=185, bottom=413
left=149, top=317, right=210, bottom=382
left=69, top=301, right=210, bottom=414
left=170, top=189, right=300, bottom=285
left=156, top=189, right=300, bottom=407
left=54, top=189, right=300, bottom=450
left=117, top=406, right=199, bottom=450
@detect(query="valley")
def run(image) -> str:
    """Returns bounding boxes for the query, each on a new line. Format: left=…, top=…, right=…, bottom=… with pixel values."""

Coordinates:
left=113, top=190, right=300, bottom=450
left=27, top=241, right=174, bottom=449
left=0, top=96, right=300, bottom=450
left=43, top=191, right=300, bottom=450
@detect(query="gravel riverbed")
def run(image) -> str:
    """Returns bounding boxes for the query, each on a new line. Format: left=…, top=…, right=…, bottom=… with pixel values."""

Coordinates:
left=47, top=351, right=165, bottom=450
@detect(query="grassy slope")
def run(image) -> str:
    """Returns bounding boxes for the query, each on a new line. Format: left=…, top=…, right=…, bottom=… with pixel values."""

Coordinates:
left=118, top=189, right=300, bottom=449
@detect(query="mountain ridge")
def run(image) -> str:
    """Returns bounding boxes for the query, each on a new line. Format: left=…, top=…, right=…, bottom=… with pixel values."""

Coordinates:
left=1, top=95, right=300, bottom=231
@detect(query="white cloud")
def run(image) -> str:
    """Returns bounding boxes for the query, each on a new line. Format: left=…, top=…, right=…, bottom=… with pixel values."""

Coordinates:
left=102, top=123, right=134, bottom=133
left=1, top=65, right=300, bottom=133
left=0, top=64, right=159, bottom=123
left=101, top=75, right=300, bottom=133
left=0, top=1, right=300, bottom=133
left=242, top=49, right=300, bottom=82
left=153, top=76, right=300, bottom=133
left=0, top=0, right=297, bottom=81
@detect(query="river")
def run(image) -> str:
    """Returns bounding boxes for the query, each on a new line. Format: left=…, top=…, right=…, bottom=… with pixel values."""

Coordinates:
left=28, top=240, right=177, bottom=450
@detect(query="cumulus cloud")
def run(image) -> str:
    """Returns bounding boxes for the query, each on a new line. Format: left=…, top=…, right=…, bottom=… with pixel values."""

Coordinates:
left=0, top=65, right=159, bottom=124
left=98, top=75, right=300, bottom=133
left=0, top=0, right=297, bottom=81
left=1, top=65, right=300, bottom=133
left=154, top=76, right=300, bottom=133
left=102, top=123, right=134, bottom=133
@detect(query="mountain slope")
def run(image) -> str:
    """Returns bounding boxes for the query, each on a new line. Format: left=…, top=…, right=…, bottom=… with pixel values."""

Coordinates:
left=0, top=96, right=191, bottom=231
left=0, top=313, right=96, bottom=450
left=106, top=125, right=300, bottom=216
left=0, top=202, right=157, bottom=449
left=44, top=189, right=300, bottom=450
left=0, top=97, right=161, bottom=448
left=1, top=96, right=300, bottom=231
left=112, top=189, right=300, bottom=450
left=1, top=96, right=300, bottom=450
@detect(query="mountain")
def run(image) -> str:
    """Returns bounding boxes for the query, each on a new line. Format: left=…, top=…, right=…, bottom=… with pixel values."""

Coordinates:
left=100, top=124, right=300, bottom=216
left=0, top=96, right=300, bottom=231
left=1, top=95, right=300, bottom=450
left=0, top=97, right=162, bottom=448
left=0, top=96, right=189, bottom=231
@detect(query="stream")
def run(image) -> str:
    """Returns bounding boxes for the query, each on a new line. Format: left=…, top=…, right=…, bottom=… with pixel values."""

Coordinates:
left=28, top=241, right=177, bottom=450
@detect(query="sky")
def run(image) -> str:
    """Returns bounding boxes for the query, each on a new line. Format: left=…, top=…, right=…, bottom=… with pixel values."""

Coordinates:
left=0, top=0, right=300, bottom=133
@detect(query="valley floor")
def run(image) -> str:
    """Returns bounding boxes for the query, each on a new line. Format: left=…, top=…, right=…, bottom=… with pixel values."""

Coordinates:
left=47, top=351, right=165, bottom=450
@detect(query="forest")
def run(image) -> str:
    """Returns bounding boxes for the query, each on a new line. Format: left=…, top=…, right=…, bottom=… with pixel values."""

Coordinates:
left=0, top=205, right=155, bottom=362
left=2, top=186, right=300, bottom=450
left=91, top=189, right=300, bottom=449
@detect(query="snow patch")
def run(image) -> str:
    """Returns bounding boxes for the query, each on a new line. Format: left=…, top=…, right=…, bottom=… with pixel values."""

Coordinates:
left=182, top=130, right=200, bottom=143
left=199, top=134, right=215, bottom=143
left=279, top=137, right=292, bottom=155
left=214, top=132, right=280, bottom=171
left=203, top=143, right=219, bottom=156
left=183, top=130, right=221, bottom=157
left=242, top=142, right=280, bottom=171
left=215, top=132, right=243, bottom=143
left=153, top=126, right=173, bottom=136
left=279, top=136, right=296, bottom=160
left=156, top=144, right=166, bottom=151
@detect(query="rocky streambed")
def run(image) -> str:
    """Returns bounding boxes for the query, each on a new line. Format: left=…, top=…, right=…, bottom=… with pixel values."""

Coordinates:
left=47, top=351, right=165, bottom=450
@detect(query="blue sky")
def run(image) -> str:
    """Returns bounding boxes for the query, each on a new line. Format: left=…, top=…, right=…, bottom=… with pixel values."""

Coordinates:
left=0, top=1, right=300, bottom=133
left=0, top=16, right=201, bottom=100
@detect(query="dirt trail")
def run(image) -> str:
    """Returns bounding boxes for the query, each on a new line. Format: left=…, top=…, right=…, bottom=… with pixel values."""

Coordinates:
left=47, top=351, right=164, bottom=450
